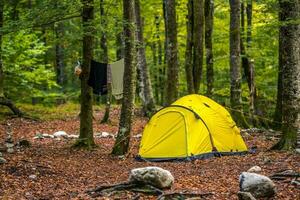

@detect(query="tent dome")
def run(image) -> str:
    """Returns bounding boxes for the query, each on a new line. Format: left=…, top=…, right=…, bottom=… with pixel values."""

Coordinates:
left=138, top=94, right=248, bottom=161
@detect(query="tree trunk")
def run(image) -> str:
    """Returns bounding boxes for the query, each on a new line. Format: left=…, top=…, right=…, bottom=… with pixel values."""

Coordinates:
left=0, top=0, right=23, bottom=117
left=185, top=0, right=195, bottom=94
left=55, top=22, right=65, bottom=90
left=134, top=0, right=155, bottom=117
left=229, top=0, right=248, bottom=127
left=116, top=22, right=124, bottom=60
left=246, top=0, right=252, bottom=48
left=273, top=38, right=283, bottom=129
left=151, top=41, right=160, bottom=103
left=241, top=0, right=245, bottom=36
left=75, top=0, right=95, bottom=149
left=155, top=15, right=164, bottom=105
left=205, top=0, right=214, bottom=96
left=112, top=0, right=136, bottom=155
left=100, top=0, right=111, bottom=124
left=272, top=0, right=300, bottom=150
left=193, top=0, right=204, bottom=94
left=164, top=0, right=178, bottom=105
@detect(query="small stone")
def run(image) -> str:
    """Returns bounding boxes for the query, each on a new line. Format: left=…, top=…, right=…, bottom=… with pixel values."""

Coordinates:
left=68, top=134, right=79, bottom=139
left=53, top=131, right=68, bottom=138
left=29, top=174, right=37, bottom=180
left=133, top=134, right=142, bottom=138
left=247, top=166, right=262, bottom=173
left=34, top=133, right=44, bottom=139
left=42, top=133, right=53, bottom=138
left=237, top=191, right=256, bottom=200
left=7, top=148, right=14, bottom=154
left=5, top=143, right=14, bottom=148
left=0, top=157, right=7, bottom=164
left=295, top=149, right=300, bottom=154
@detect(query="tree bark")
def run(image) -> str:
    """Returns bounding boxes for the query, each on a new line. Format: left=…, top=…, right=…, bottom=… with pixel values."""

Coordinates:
left=246, top=0, right=252, bottom=48
left=164, top=0, right=178, bottom=105
left=75, top=0, right=95, bottom=149
left=0, top=0, right=23, bottom=117
left=229, top=0, right=248, bottom=127
left=272, top=0, right=300, bottom=150
left=100, top=0, right=111, bottom=124
left=205, top=0, right=214, bottom=96
left=112, top=0, right=136, bottom=155
left=134, top=0, right=155, bottom=117
left=185, top=0, right=195, bottom=94
left=193, top=0, right=204, bottom=94
left=155, top=15, right=164, bottom=105
left=55, top=22, right=65, bottom=89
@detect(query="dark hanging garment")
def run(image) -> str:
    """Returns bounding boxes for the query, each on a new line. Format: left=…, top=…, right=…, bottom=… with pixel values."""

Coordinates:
left=88, top=60, right=108, bottom=95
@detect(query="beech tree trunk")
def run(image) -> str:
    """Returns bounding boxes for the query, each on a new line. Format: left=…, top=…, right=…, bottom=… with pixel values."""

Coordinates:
left=155, top=15, right=164, bottom=105
left=185, top=0, right=195, bottom=94
left=229, top=0, right=248, bottom=127
left=55, top=22, right=65, bottom=89
left=193, top=0, right=204, bottom=93
left=100, top=0, right=111, bottom=124
left=0, top=0, right=23, bottom=117
left=112, top=0, right=136, bottom=155
left=246, top=0, right=252, bottom=48
left=185, top=0, right=204, bottom=94
left=134, top=0, right=155, bottom=117
left=164, top=0, right=178, bottom=105
left=75, top=0, right=95, bottom=149
left=272, top=0, right=300, bottom=150
left=205, top=0, right=214, bottom=96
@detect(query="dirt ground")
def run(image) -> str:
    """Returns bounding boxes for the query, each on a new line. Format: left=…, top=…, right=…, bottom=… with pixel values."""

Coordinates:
left=0, top=108, right=299, bottom=199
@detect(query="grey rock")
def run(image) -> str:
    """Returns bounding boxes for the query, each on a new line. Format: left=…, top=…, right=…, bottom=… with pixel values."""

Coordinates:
left=95, top=132, right=114, bottom=138
left=237, top=191, right=256, bottom=200
left=0, top=157, right=7, bottom=164
left=129, top=167, right=174, bottom=189
left=247, top=166, right=262, bottom=173
left=7, top=148, right=14, bottom=153
left=295, top=149, right=300, bottom=154
left=42, top=133, right=54, bottom=138
left=239, top=172, right=276, bottom=198
left=5, top=143, right=14, bottom=148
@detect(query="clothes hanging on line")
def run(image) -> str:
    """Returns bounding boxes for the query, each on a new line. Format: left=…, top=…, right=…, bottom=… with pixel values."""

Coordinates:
left=109, top=58, right=124, bottom=100
left=88, top=60, right=108, bottom=95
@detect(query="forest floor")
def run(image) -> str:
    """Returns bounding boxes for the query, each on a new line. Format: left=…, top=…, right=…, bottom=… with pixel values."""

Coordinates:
left=0, top=104, right=299, bottom=200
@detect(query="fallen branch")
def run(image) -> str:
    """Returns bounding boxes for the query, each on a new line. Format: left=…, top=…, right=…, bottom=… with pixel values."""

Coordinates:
left=86, top=181, right=162, bottom=198
left=157, top=191, right=214, bottom=200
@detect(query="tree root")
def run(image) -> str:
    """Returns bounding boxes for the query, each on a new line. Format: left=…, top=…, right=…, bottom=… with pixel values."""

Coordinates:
left=0, top=97, right=24, bottom=117
left=87, top=181, right=214, bottom=199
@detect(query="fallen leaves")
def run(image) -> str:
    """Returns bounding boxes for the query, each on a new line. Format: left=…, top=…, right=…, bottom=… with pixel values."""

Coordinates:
left=0, top=107, right=299, bottom=199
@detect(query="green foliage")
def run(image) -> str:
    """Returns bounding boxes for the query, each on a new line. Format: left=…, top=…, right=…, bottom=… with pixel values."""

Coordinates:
left=3, top=30, right=58, bottom=101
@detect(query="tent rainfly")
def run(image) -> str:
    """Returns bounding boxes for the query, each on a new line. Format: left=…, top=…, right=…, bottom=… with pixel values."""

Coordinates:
left=137, top=94, right=248, bottom=161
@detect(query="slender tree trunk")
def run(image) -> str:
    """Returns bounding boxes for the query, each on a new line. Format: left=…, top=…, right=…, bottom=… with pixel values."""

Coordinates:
left=134, top=0, right=155, bottom=117
left=112, top=0, right=136, bottom=155
left=185, top=0, right=195, bottom=94
left=164, top=0, right=178, bottom=105
left=55, top=22, right=65, bottom=90
left=272, top=0, right=300, bottom=150
left=155, top=15, right=164, bottom=105
left=193, top=0, right=204, bottom=93
left=151, top=41, right=159, bottom=103
left=241, top=0, right=245, bottom=36
left=229, top=0, right=248, bottom=127
left=100, top=0, right=111, bottom=124
left=205, top=0, right=214, bottom=96
left=246, top=0, right=252, bottom=48
left=75, top=0, right=95, bottom=149
left=116, top=22, right=124, bottom=60
left=0, top=1, right=23, bottom=117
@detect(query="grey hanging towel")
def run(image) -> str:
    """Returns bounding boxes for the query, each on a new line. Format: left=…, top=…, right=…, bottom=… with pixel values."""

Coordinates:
left=88, top=60, right=108, bottom=95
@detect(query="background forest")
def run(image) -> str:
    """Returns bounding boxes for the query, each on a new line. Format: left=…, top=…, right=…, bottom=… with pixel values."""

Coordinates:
left=0, top=0, right=278, bottom=118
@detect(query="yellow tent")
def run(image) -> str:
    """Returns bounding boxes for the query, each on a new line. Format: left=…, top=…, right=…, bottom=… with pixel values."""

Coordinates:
left=138, top=94, right=248, bottom=161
